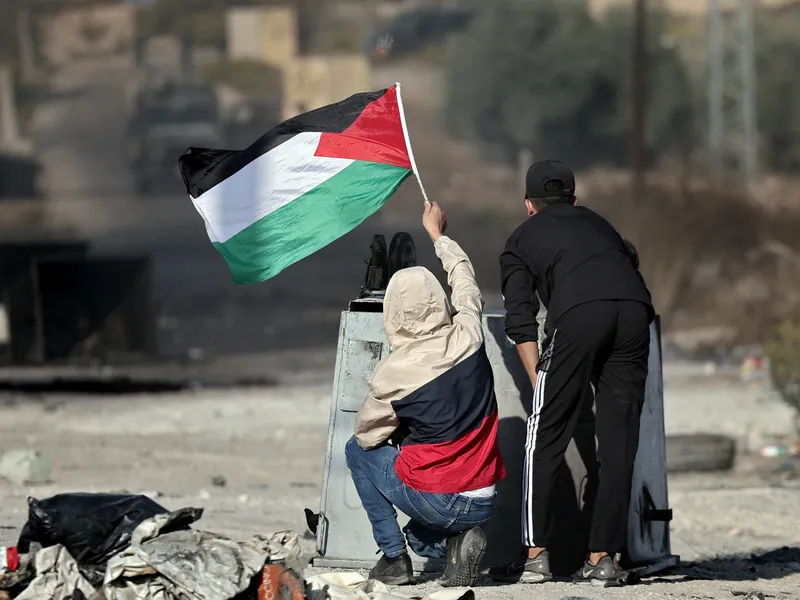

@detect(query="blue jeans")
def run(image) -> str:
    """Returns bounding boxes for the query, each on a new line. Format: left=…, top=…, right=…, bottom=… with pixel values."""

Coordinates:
left=345, top=435, right=495, bottom=559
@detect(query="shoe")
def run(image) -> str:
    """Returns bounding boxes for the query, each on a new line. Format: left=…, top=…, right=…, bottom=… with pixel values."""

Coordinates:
left=369, top=553, right=413, bottom=585
left=439, top=527, right=487, bottom=587
left=487, top=550, right=553, bottom=584
left=573, top=555, right=628, bottom=587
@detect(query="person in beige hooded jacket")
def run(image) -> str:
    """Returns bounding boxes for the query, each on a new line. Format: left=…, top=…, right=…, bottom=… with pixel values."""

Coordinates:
left=345, top=201, right=505, bottom=588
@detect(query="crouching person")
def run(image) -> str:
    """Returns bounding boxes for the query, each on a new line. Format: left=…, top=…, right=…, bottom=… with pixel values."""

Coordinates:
left=345, top=200, right=506, bottom=587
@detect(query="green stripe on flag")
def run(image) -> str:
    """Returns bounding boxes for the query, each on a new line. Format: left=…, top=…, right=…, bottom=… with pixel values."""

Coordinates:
left=213, top=160, right=411, bottom=284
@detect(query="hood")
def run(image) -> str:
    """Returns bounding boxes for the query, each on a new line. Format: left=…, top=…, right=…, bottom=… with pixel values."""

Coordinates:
left=383, top=266, right=452, bottom=349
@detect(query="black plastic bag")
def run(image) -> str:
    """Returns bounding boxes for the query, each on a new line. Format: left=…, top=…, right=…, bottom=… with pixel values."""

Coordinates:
left=17, top=493, right=169, bottom=565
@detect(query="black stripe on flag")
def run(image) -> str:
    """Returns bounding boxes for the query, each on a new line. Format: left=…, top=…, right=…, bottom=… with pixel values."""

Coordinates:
left=179, top=88, right=390, bottom=199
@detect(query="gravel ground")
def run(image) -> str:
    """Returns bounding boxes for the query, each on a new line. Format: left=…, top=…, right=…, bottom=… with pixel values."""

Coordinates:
left=1, top=363, right=799, bottom=599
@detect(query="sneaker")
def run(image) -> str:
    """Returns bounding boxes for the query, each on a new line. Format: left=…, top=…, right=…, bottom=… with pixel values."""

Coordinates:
left=439, top=526, right=487, bottom=587
left=487, top=550, right=553, bottom=584
left=369, top=553, right=413, bottom=585
left=573, top=555, right=628, bottom=587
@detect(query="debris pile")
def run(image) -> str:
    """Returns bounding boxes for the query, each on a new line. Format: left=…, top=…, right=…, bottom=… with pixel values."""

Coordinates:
left=0, top=493, right=304, bottom=600
left=757, top=441, right=800, bottom=481
left=0, top=493, right=474, bottom=600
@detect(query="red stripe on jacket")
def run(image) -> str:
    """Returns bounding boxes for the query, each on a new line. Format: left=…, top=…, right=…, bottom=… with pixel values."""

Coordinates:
left=394, top=411, right=506, bottom=494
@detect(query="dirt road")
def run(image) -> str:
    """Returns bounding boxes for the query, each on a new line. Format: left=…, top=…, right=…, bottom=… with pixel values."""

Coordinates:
left=1, top=366, right=799, bottom=599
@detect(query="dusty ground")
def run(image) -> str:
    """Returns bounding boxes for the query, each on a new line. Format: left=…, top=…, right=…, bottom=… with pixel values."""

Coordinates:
left=1, top=362, right=799, bottom=599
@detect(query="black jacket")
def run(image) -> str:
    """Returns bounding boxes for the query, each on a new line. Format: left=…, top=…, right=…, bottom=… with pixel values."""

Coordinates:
left=500, top=203, right=653, bottom=343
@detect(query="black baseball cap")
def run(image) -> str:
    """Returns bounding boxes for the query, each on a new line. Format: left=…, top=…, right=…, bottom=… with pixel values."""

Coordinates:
left=525, top=159, right=576, bottom=199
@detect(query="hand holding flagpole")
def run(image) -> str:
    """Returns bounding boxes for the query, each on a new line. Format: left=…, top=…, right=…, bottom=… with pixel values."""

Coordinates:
left=422, top=198, right=447, bottom=242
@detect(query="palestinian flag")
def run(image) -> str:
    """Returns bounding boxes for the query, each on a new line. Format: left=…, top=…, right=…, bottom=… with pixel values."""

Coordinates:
left=179, top=84, right=415, bottom=284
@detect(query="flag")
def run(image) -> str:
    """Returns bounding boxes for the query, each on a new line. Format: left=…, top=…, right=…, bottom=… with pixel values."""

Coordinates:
left=179, top=84, right=414, bottom=284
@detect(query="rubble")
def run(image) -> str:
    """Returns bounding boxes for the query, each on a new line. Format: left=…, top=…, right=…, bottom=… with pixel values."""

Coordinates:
left=0, top=492, right=482, bottom=600
left=103, top=508, right=288, bottom=600
left=0, top=547, right=18, bottom=572
left=760, top=443, right=800, bottom=458
left=15, top=545, right=96, bottom=600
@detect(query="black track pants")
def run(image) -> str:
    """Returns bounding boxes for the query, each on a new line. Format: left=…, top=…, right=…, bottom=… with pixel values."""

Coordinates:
left=521, top=300, right=650, bottom=554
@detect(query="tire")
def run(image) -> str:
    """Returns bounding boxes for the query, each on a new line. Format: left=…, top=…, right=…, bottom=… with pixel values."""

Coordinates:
left=665, top=433, right=736, bottom=473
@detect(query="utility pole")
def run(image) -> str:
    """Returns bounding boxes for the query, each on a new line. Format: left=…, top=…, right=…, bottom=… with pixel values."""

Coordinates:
left=739, top=0, right=758, bottom=186
left=707, top=0, right=758, bottom=188
left=708, top=0, right=724, bottom=180
left=631, top=0, right=647, bottom=197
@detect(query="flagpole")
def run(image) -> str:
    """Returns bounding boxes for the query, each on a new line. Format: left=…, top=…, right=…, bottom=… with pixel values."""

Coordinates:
left=395, top=82, right=429, bottom=202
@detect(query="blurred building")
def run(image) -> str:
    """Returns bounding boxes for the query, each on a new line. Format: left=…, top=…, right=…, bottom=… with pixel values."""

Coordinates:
left=226, top=6, right=298, bottom=67
left=39, top=3, right=136, bottom=66
left=283, top=55, right=371, bottom=118
left=225, top=5, right=371, bottom=120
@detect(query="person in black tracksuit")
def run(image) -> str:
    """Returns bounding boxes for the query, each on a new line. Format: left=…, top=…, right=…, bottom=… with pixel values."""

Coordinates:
left=488, top=160, right=654, bottom=587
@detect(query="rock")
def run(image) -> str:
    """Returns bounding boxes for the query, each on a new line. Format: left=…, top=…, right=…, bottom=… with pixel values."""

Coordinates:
left=211, top=474, right=227, bottom=488
left=0, top=450, right=51, bottom=485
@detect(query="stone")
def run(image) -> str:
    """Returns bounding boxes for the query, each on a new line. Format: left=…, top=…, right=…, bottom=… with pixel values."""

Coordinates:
left=0, top=450, right=52, bottom=485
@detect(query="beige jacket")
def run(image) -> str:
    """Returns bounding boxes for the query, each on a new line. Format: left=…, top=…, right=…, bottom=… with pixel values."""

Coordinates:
left=354, top=236, right=485, bottom=449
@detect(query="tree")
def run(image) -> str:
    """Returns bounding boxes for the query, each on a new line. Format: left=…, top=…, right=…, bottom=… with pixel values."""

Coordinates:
left=444, top=0, right=696, bottom=169
left=755, top=7, right=800, bottom=174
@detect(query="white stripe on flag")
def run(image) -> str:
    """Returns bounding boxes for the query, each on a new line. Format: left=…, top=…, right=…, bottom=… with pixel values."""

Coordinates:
left=191, top=132, right=354, bottom=243
left=203, top=219, right=219, bottom=243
